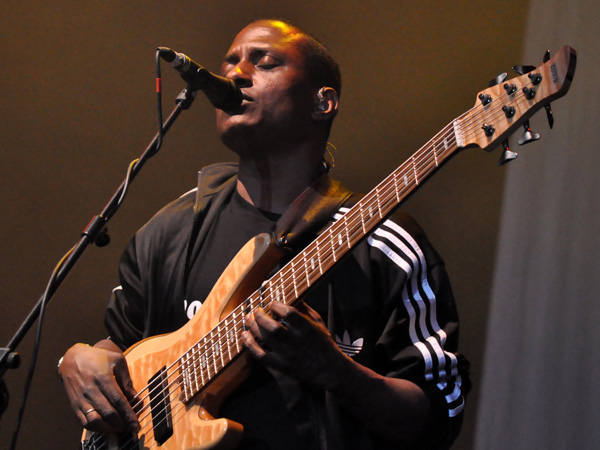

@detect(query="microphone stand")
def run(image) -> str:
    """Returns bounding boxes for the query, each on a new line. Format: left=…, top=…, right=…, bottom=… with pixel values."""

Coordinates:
left=0, top=85, right=197, bottom=421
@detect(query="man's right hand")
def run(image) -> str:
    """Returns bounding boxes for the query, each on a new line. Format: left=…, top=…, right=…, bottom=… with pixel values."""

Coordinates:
left=58, top=339, right=140, bottom=435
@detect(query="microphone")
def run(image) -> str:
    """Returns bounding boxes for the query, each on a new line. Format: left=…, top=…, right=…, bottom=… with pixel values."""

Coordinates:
left=158, top=47, right=242, bottom=111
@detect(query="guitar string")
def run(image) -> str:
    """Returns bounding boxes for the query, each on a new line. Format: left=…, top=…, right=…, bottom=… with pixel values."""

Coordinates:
left=83, top=118, right=475, bottom=450
left=455, top=79, right=539, bottom=144
left=85, top=103, right=499, bottom=450
left=93, top=102, right=467, bottom=444
left=130, top=114, right=465, bottom=401
left=165, top=76, right=547, bottom=386
left=84, top=73, right=542, bottom=449
left=84, top=304, right=257, bottom=449
left=103, top=74, right=520, bottom=418
left=85, top=303, right=255, bottom=449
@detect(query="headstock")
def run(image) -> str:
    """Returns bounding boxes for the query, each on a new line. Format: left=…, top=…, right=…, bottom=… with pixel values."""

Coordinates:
left=457, top=46, right=576, bottom=156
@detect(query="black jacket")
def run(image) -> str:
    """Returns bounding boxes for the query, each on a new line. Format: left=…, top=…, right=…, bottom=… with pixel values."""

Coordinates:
left=106, top=162, right=469, bottom=449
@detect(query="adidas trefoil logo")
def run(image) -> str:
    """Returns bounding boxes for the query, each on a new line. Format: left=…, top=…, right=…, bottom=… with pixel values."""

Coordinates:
left=335, top=331, right=364, bottom=357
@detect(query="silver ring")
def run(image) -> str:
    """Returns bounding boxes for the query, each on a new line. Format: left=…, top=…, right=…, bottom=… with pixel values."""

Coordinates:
left=84, top=408, right=96, bottom=415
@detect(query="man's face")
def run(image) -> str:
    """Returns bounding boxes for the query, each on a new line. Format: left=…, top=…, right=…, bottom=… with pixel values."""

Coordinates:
left=216, top=21, right=316, bottom=152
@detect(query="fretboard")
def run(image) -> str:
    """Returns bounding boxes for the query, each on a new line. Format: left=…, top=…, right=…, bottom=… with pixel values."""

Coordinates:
left=177, top=116, right=468, bottom=402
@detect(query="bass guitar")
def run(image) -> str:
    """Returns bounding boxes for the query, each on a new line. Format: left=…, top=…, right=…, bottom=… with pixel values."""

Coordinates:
left=82, top=45, right=576, bottom=450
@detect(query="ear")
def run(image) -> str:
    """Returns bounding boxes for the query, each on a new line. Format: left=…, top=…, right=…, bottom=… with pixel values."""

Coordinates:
left=312, top=87, right=339, bottom=121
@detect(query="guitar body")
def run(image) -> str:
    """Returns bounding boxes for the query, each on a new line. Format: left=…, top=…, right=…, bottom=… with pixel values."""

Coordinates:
left=82, top=233, right=284, bottom=450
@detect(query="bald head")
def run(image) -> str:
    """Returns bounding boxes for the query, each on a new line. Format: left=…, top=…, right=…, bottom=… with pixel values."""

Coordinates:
left=248, top=19, right=342, bottom=96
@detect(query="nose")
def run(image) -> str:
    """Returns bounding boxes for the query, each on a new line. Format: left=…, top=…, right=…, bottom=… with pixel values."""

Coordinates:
left=226, top=61, right=252, bottom=88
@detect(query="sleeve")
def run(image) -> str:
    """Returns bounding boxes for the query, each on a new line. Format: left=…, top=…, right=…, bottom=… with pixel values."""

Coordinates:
left=367, top=211, right=471, bottom=449
left=105, top=235, right=147, bottom=351
left=104, top=189, right=199, bottom=351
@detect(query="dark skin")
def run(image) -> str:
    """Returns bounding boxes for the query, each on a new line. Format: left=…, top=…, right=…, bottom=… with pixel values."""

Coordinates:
left=59, top=20, right=431, bottom=446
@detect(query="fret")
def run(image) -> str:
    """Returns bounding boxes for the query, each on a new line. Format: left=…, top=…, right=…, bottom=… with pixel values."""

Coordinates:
left=314, top=239, right=324, bottom=275
left=328, top=228, right=338, bottom=262
left=363, top=201, right=376, bottom=231
left=189, top=348, right=198, bottom=401
left=343, top=216, right=352, bottom=248
left=179, top=359, right=187, bottom=402
left=218, top=323, right=226, bottom=369
left=182, top=352, right=191, bottom=402
left=433, top=141, right=440, bottom=167
left=242, top=298, right=252, bottom=324
left=193, top=346, right=200, bottom=395
left=393, top=170, right=401, bottom=202
left=358, top=202, right=366, bottom=234
left=411, top=155, right=420, bottom=185
left=224, top=317, right=232, bottom=362
left=303, top=251, right=312, bottom=288
left=227, top=323, right=236, bottom=358
left=269, top=279, right=278, bottom=303
left=278, top=271, right=286, bottom=304
left=197, top=353, right=205, bottom=394
left=337, top=230, right=342, bottom=247
left=259, top=283, right=266, bottom=308
left=375, top=186, right=383, bottom=218
left=290, top=259, right=299, bottom=298
left=209, top=333, right=218, bottom=377
left=231, top=318, right=240, bottom=353
left=180, top=357, right=187, bottom=401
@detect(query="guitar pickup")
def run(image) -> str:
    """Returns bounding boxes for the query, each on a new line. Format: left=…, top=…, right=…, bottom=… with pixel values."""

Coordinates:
left=149, top=366, right=174, bottom=445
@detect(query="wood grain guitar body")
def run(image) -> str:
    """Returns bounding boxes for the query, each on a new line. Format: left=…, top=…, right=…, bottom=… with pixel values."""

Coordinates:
left=81, top=233, right=284, bottom=450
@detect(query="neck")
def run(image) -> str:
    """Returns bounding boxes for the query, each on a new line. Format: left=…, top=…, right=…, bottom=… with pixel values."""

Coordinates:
left=236, top=145, right=325, bottom=214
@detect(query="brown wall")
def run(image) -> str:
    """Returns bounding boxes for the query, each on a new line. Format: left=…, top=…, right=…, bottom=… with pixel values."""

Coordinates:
left=0, top=2, right=529, bottom=448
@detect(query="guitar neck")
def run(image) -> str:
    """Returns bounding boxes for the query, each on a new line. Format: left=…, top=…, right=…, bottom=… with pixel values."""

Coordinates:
left=267, top=119, right=465, bottom=302
left=178, top=118, right=465, bottom=402
left=178, top=44, right=577, bottom=400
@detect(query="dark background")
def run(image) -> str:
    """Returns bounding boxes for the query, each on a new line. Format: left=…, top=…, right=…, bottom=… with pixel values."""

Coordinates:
left=0, top=2, right=532, bottom=448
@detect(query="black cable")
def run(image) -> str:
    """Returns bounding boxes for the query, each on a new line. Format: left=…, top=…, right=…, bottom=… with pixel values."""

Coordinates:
left=10, top=247, right=75, bottom=450
left=155, top=49, right=164, bottom=153
left=115, top=50, right=164, bottom=209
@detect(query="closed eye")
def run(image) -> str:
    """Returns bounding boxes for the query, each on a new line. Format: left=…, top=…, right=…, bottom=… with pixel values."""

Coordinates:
left=257, top=63, right=278, bottom=70
left=255, top=53, right=282, bottom=70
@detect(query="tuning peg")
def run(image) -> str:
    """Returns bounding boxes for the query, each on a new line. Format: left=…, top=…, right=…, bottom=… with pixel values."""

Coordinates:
left=543, top=49, right=550, bottom=63
left=542, top=49, right=554, bottom=128
left=544, top=104, right=555, bottom=129
left=499, top=140, right=518, bottom=165
left=488, top=72, right=508, bottom=87
left=512, top=65, right=536, bottom=76
left=518, top=120, right=541, bottom=145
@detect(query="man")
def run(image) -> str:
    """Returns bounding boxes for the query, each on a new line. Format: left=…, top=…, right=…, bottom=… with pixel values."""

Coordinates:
left=59, top=19, right=469, bottom=449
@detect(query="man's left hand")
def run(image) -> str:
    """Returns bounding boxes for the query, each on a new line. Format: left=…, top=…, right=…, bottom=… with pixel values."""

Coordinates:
left=241, top=301, right=350, bottom=389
